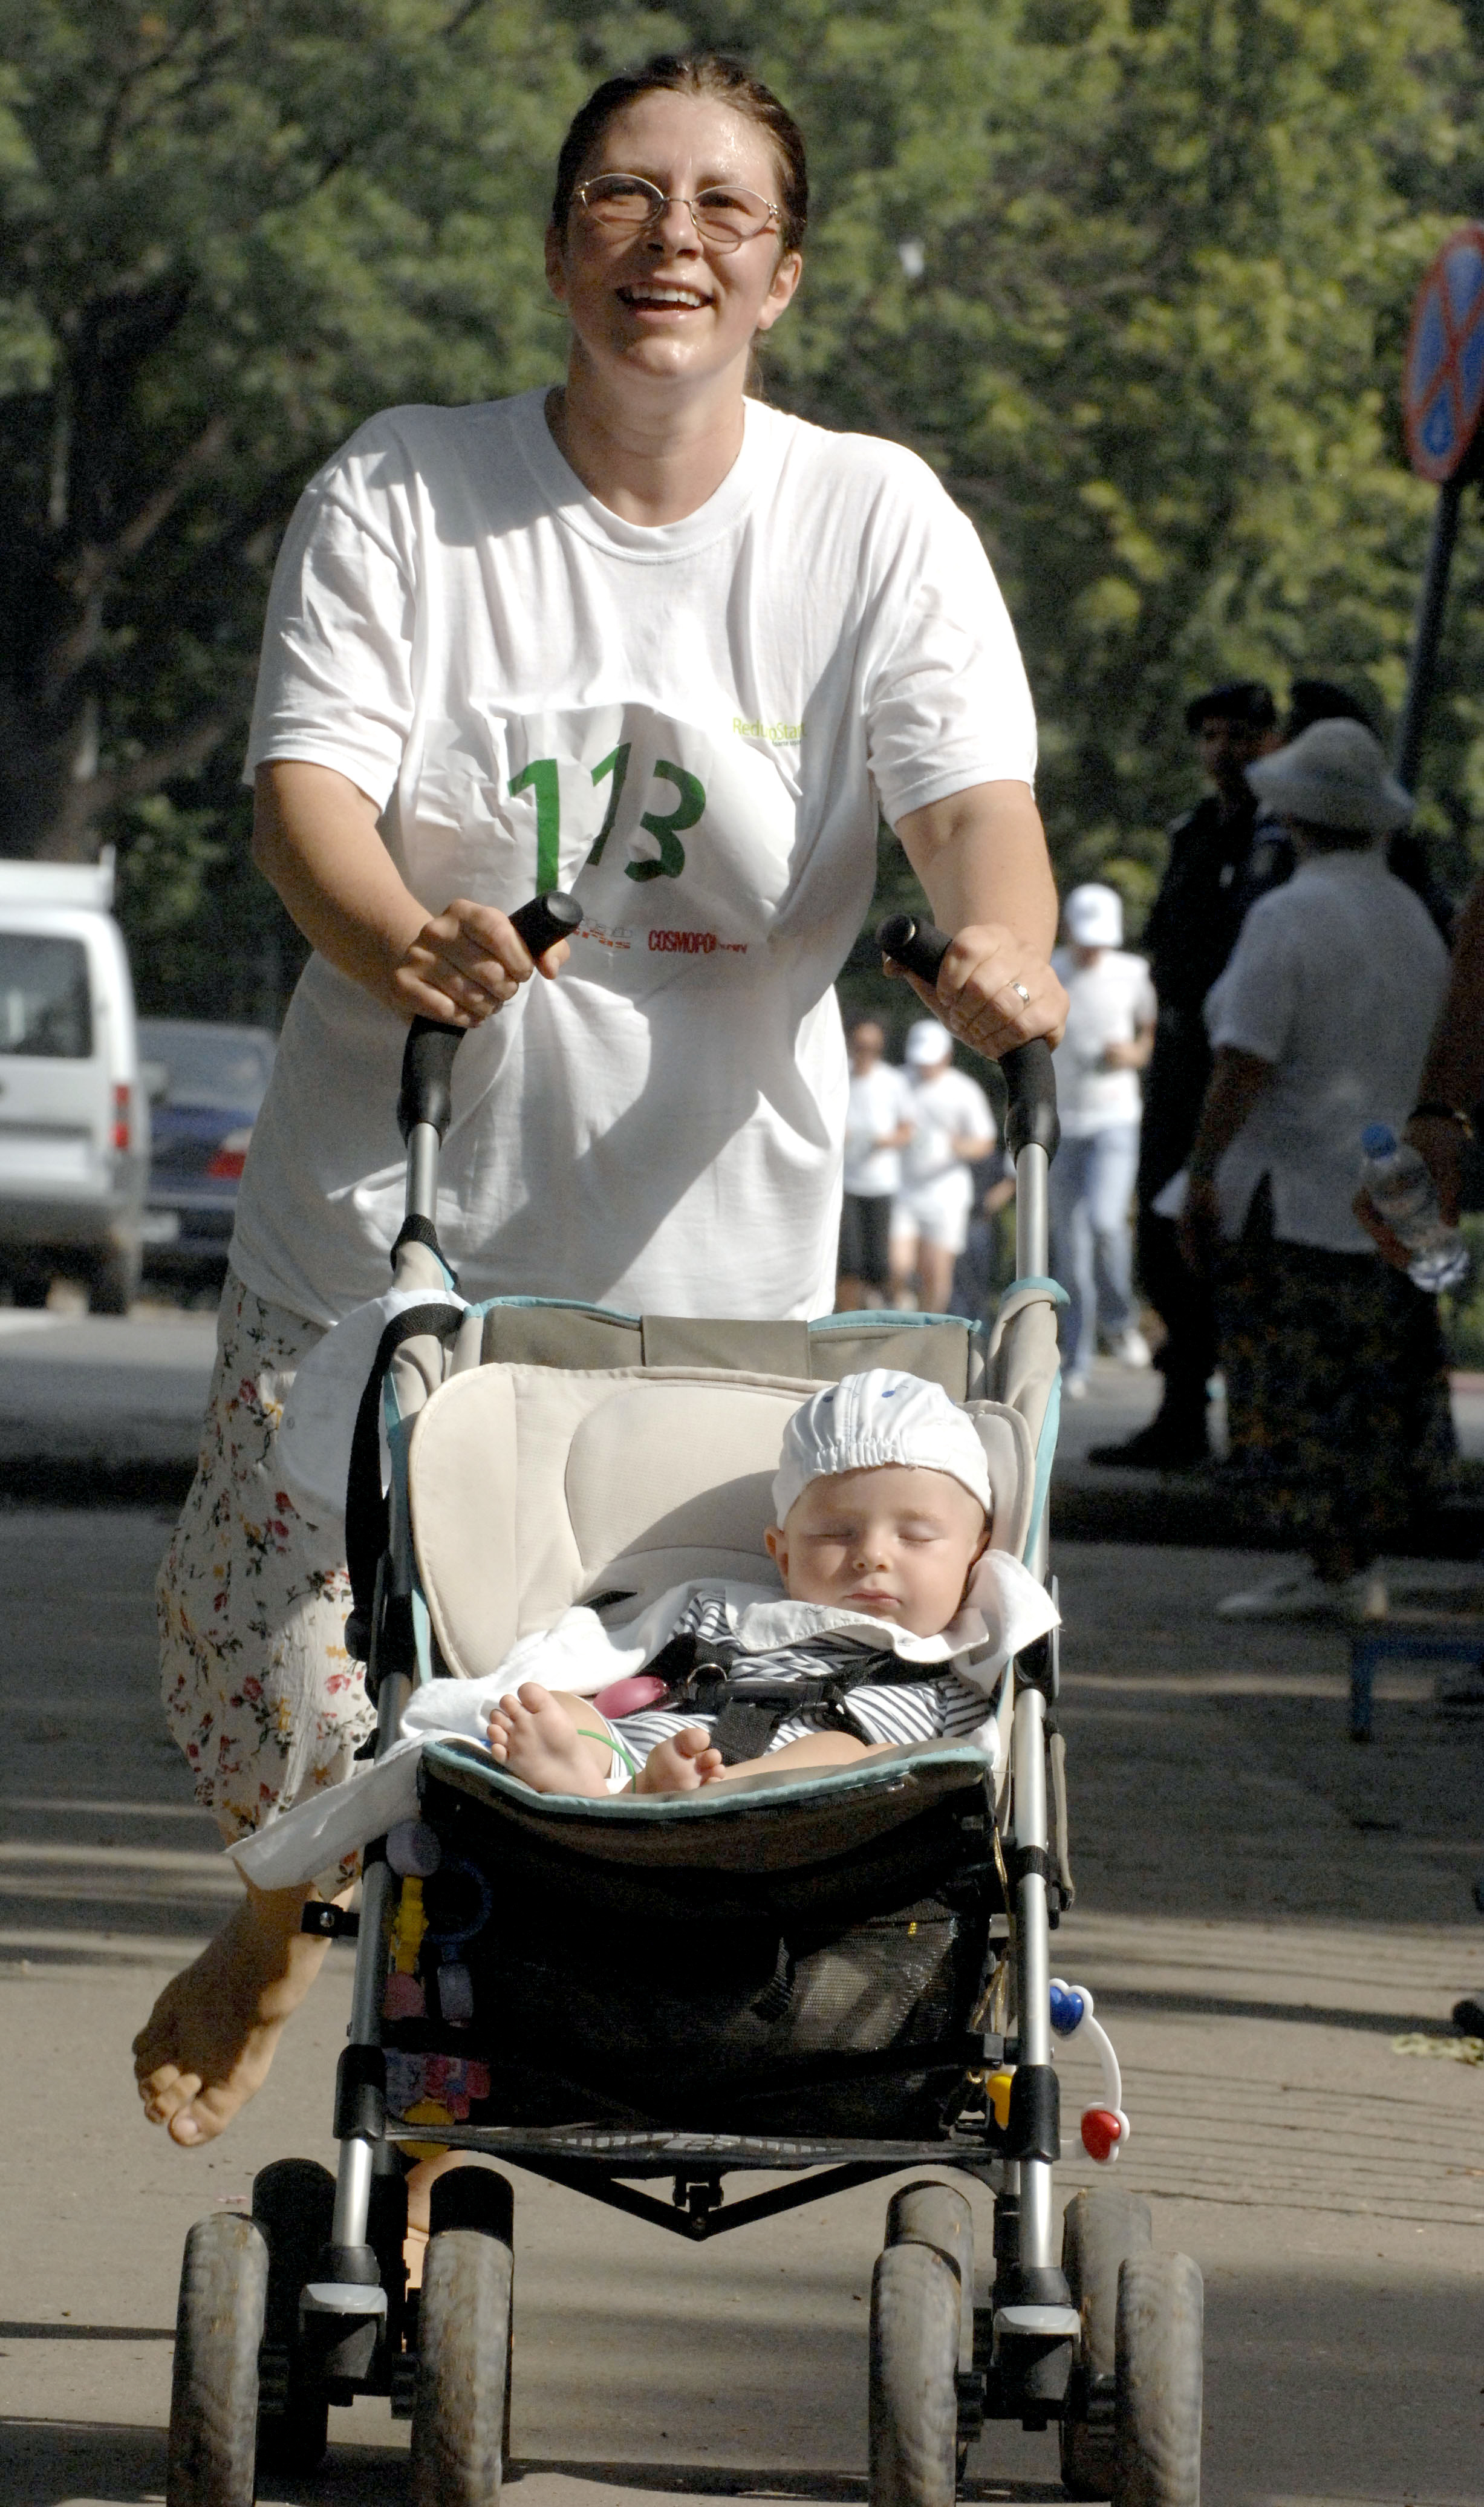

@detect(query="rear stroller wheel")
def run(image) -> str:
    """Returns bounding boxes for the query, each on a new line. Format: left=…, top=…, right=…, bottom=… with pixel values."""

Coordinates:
left=1113, top=2249, right=1203, bottom=2506
left=1059, top=2187, right=1152, bottom=2497
left=166, top=2211, right=269, bottom=2507
left=252, top=2157, right=335, bottom=2475
left=869, top=2182, right=969, bottom=2507
left=410, top=2169, right=514, bottom=2507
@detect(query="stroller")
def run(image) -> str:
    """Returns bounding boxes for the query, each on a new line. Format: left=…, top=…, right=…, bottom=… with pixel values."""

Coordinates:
left=166, top=901, right=1204, bottom=2507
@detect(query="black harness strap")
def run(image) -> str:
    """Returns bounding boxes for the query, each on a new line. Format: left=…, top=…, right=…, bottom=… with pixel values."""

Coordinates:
left=659, top=1637, right=899, bottom=1765
left=389, top=1212, right=459, bottom=1282
left=343, top=1300, right=466, bottom=1660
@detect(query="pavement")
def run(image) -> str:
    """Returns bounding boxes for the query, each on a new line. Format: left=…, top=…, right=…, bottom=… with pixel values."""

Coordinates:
left=3, top=1486, right=1484, bottom=2505
left=0, top=1300, right=215, bottom=1497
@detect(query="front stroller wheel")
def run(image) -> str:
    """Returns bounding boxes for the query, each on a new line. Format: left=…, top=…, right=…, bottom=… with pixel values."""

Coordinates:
left=1113, top=2249, right=1203, bottom=2505
left=252, top=2157, right=335, bottom=2475
left=166, top=2212, right=269, bottom=2507
left=410, top=2223, right=513, bottom=2507
left=1059, top=2187, right=1152, bottom=2497
left=868, top=2239, right=962, bottom=2507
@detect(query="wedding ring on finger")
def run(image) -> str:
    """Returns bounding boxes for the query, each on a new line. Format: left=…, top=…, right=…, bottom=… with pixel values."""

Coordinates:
left=1010, top=982, right=1031, bottom=1006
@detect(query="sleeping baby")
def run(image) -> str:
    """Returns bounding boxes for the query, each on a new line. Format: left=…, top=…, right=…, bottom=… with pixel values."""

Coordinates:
left=484, top=1368, right=1038, bottom=1798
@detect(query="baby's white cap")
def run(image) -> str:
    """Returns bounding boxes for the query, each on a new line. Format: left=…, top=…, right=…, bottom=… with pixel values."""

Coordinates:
left=772, top=1369, right=993, bottom=1525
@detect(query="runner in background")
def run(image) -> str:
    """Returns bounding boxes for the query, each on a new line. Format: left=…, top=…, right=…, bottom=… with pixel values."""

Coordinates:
left=890, top=1020, right=996, bottom=1313
left=837, top=1014, right=913, bottom=1309
left=1049, top=882, right=1156, bottom=1397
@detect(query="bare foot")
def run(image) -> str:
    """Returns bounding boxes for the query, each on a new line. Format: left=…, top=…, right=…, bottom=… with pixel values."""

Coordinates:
left=132, top=1880, right=329, bottom=2147
left=486, top=1682, right=611, bottom=1797
left=635, top=1726, right=726, bottom=1794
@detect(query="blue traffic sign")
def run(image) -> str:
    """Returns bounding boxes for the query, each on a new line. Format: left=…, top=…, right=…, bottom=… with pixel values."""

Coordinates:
left=1405, top=224, right=1484, bottom=481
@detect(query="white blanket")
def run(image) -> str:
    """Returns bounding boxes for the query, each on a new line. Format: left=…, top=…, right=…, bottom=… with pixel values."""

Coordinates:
left=229, top=1548, right=1058, bottom=1891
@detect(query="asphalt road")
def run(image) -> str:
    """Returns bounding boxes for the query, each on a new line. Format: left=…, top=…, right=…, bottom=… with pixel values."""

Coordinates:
left=3, top=1494, right=1483, bottom=2506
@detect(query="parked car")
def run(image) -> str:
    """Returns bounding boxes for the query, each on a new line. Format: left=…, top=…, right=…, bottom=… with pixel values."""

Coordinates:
left=0, top=855, right=148, bottom=1312
left=137, top=1019, right=276, bottom=1288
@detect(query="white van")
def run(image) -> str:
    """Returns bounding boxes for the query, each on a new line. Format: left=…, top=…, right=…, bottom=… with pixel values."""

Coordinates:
left=0, top=855, right=148, bottom=1312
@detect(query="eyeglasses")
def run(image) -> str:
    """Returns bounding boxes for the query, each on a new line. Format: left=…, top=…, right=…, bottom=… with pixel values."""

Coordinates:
left=573, top=172, right=780, bottom=252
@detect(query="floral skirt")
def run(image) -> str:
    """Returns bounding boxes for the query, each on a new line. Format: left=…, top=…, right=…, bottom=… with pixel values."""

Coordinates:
left=1217, top=1187, right=1456, bottom=1558
left=157, top=1269, right=374, bottom=1885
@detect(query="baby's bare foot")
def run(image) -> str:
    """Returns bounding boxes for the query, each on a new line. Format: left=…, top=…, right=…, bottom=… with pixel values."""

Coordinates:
left=636, top=1727, right=726, bottom=1795
left=487, top=1682, right=611, bottom=1797
left=132, top=1882, right=327, bottom=2147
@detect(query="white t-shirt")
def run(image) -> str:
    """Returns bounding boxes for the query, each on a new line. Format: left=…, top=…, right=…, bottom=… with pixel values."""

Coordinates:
left=899, top=1067, right=995, bottom=1189
left=844, top=1061, right=915, bottom=1198
left=1203, top=849, right=1448, bottom=1251
left=235, top=390, right=1037, bottom=1325
left=1050, top=947, right=1156, bottom=1138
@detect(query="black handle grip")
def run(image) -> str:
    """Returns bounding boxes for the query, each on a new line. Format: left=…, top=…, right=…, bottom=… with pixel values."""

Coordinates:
left=396, top=890, right=582, bottom=1144
left=875, top=911, right=1059, bottom=1162
left=877, top=911, right=949, bottom=988
left=509, top=888, right=583, bottom=960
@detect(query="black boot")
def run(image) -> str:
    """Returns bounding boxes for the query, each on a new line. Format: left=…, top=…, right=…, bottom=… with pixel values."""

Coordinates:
left=1087, top=1399, right=1211, bottom=1469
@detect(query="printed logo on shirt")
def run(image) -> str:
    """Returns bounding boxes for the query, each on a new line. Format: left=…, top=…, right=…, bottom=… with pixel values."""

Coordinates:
left=648, top=928, right=747, bottom=955
left=414, top=701, right=799, bottom=991
left=733, top=716, right=803, bottom=743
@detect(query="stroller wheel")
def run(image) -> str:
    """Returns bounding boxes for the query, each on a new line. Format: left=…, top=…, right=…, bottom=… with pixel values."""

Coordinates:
left=1112, top=2250, right=1203, bottom=2506
left=885, top=2185, right=975, bottom=2480
left=411, top=2173, right=514, bottom=2507
left=869, top=2238, right=961, bottom=2507
left=252, top=2158, right=335, bottom=2474
left=166, top=2212, right=269, bottom=2507
left=1059, top=2188, right=1151, bottom=2498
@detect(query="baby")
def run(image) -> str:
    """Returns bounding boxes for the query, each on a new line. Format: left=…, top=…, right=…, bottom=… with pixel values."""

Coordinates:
left=486, top=1369, right=998, bottom=1798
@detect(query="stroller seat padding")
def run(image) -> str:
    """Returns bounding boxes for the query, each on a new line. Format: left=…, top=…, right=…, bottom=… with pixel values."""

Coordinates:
left=409, top=1364, right=1034, bottom=1683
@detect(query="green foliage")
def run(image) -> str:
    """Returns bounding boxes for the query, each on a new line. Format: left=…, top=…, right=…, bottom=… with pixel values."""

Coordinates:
left=0, top=0, right=582, bottom=906
left=1440, top=1214, right=1484, bottom=1365
left=5, top=0, right=1484, bottom=1020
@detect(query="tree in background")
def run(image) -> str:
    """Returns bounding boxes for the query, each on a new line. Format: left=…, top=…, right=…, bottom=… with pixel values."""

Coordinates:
left=3, top=0, right=1483, bottom=1019
left=0, top=0, right=578, bottom=1007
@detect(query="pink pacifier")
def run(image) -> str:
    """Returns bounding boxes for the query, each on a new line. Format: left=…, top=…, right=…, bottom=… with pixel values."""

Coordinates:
left=593, top=1673, right=671, bottom=1719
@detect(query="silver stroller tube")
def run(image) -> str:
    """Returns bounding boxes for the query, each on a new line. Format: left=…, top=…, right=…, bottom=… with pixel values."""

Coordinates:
left=877, top=916, right=1067, bottom=2288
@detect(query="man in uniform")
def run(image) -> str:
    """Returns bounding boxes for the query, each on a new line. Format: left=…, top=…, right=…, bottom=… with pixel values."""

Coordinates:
left=1091, top=680, right=1281, bottom=1468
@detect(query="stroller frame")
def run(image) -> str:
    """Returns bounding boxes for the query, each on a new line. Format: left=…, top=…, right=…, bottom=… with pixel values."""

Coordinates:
left=166, top=905, right=1203, bottom=2507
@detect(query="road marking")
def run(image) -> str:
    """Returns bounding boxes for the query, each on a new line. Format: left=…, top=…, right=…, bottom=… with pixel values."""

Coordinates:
left=0, top=1925, right=215, bottom=1960
left=0, top=1842, right=230, bottom=1874
left=0, top=1797, right=213, bottom=1819
left=0, top=1314, right=60, bottom=1337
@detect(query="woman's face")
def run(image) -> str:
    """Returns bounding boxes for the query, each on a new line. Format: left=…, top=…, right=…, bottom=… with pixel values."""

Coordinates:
left=547, top=91, right=802, bottom=397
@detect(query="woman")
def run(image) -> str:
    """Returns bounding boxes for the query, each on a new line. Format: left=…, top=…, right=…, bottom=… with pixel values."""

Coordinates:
left=1179, top=719, right=1454, bottom=1619
left=134, top=51, right=1064, bottom=2148
left=1049, top=882, right=1155, bottom=1395
left=836, top=1015, right=914, bottom=1310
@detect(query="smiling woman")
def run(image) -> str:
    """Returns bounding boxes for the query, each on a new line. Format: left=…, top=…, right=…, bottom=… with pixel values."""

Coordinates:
left=134, top=48, right=1066, bottom=2155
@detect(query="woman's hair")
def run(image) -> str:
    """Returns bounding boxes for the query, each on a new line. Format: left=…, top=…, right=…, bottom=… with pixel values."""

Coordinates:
left=550, top=51, right=808, bottom=253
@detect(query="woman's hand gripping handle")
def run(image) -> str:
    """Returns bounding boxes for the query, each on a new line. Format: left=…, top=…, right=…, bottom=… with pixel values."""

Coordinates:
left=397, top=892, right=582, bottom=1144
left=877, top=913, right=1059, bottom=1162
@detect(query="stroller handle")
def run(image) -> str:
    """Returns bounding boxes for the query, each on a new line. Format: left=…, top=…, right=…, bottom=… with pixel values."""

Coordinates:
left=397, top=892, right=583, bottom=1144
left=876, top=912, right=1059, bottom=1162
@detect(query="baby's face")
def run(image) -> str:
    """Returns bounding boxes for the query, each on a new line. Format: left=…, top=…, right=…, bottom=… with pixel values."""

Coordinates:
left=766, top=1464, right=988, bottom=1637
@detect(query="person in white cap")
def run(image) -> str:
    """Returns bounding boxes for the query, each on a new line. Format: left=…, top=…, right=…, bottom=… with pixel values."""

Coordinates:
left=483, top=1368, right=1056, bottom=1795
left=837, top=1015, right=915, bottom=1309
left=1179, top=718, right=1454, bottom=1619
left=889, top=1022, right=997, bottom=1312
left=1049, top=884, right=1156, bottom=1395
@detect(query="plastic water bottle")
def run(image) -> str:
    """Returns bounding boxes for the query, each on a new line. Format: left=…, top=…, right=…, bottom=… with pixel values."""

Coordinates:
left=1359, top=1124, right=1469, bottom=1293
